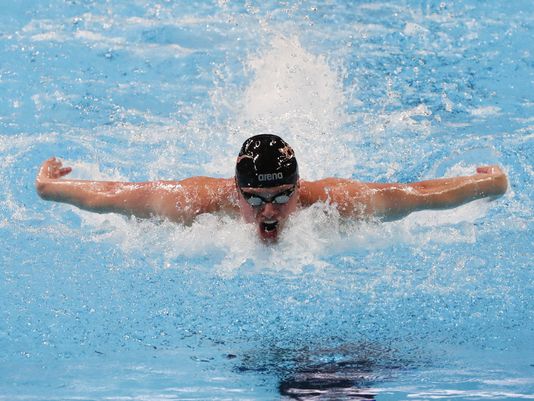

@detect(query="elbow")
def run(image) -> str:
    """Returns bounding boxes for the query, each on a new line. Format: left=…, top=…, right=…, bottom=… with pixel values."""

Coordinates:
left=36, top=180, right=51, bottom=200
left=375, top=188, right=420, bottom=220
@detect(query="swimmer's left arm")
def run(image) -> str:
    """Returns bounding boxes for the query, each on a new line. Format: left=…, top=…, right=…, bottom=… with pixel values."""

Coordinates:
left=301, top=166, right=507, bottom=221
left=367, top=165, right=508, bottom=220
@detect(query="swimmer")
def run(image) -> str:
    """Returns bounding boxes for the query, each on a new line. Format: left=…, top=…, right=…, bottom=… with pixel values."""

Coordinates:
left=36, top=134, right=508, bottom=241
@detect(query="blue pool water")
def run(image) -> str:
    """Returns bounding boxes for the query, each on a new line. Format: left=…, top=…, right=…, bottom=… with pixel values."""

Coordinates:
left=1, top=1, right=533, bottom=399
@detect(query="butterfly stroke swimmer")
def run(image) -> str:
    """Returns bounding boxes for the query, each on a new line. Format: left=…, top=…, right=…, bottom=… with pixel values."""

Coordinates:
left=36, top=134, right=508, bottom=242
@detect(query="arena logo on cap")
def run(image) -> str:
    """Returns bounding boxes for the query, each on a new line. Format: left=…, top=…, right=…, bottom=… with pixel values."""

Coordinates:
left=258, top=172, right=283, bottom=181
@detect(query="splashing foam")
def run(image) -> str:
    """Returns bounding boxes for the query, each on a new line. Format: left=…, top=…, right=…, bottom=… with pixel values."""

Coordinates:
left=64, top=35, right=491, bottom=274
left=206, top=35, right=357, bottom=180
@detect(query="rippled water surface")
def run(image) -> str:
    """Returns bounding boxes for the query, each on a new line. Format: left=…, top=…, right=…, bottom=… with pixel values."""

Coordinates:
left=1, top=1, right=533, bottom=400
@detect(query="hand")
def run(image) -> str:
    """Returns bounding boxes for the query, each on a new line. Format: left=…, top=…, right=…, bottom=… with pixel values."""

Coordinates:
left=475, top=165, right=508, bottom=195
left=36, top=157, right=72, bottom=197
left=476, top=165, right=503, bottom=175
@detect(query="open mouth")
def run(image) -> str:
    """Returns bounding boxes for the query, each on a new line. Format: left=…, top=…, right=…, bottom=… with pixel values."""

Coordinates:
left=261, top=219, right=278, bottom=233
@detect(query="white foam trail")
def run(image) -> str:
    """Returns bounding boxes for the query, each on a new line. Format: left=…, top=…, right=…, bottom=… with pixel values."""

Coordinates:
left=13, top=23, right=500, bottom=277
left=73, top=191, right=489, bottom=277
left=53, top=32, right=498, bottom=275
left=207, top=35, right=357, bottom=180
left=241, top=36, right=347, bottom=131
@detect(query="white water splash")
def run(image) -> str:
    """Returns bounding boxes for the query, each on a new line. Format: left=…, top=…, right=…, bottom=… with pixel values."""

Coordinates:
left=34, top=33, right=496, bottom=275
left=205, top=35, right=357, bottom=181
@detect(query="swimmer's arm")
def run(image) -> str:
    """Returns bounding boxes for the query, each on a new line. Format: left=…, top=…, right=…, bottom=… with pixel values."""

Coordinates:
left=366, top=166, right=508, bottom=220
left=36, top=158, right=237, bottom=223
left=301, top=166, right=507, bottom=221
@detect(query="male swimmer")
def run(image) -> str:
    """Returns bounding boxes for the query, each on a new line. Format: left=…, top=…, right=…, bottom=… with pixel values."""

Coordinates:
left=36, top=134, right=508, bottom=241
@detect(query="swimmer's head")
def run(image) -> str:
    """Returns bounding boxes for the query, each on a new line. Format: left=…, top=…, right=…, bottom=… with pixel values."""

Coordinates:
left=235, top=134, right=299, bottom=188
left=235, top=135, right=299, bottom=242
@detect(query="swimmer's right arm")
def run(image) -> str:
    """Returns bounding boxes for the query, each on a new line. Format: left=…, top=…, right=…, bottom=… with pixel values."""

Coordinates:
left=35, top=158, right=237, bottom=223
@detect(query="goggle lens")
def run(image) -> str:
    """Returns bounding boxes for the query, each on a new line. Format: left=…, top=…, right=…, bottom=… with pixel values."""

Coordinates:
left=242, top=187, right=295, bottom=207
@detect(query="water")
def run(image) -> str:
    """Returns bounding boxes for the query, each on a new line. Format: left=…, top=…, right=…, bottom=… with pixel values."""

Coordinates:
left=1, top=1, right=533, bottom=399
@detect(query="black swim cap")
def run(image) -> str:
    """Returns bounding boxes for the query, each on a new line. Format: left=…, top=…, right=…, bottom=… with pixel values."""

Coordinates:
left=235, top=134, right=299, bottom=188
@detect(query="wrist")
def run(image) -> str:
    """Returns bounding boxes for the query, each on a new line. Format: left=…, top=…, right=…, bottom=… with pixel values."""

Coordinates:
left=36, top=179, right=53, bottom=200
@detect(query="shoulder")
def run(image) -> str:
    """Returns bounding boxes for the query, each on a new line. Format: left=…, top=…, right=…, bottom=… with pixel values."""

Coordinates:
left=150, top=177, right=238, bottom=215
left=201, top=177, right=239, bottom=212
left=154, top=177, right=235, bottom=194
left=192, top=177, right=238, bottom=213
left=178, top=176, right=237, bottom=206
left=171, top=176, right=234, bottom=187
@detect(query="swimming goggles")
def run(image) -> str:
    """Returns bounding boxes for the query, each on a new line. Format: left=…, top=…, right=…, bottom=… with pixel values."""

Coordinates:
left=239, top=186, right=296, bottom=207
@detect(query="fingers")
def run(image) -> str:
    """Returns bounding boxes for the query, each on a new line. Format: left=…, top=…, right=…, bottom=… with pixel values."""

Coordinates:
left=58, top=167, right=72, bottom=177
left=48, top=157, right=62, bottom=170
left=476, top=165, right=501, bottom=175
left=39, top=157, right=72, bottom=179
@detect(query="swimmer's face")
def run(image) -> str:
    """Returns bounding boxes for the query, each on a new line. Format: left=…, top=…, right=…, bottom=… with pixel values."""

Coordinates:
left=237, top=182, right=299, bottom=242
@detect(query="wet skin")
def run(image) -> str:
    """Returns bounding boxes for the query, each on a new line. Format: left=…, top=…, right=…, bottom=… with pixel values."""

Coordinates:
left=36, top=158, right=508, bottom=243
left=236, top=183, right=299, bottom=242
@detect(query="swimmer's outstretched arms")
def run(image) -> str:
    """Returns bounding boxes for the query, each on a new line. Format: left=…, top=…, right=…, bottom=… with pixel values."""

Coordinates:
left=36, top=135, right=507, bottom=241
